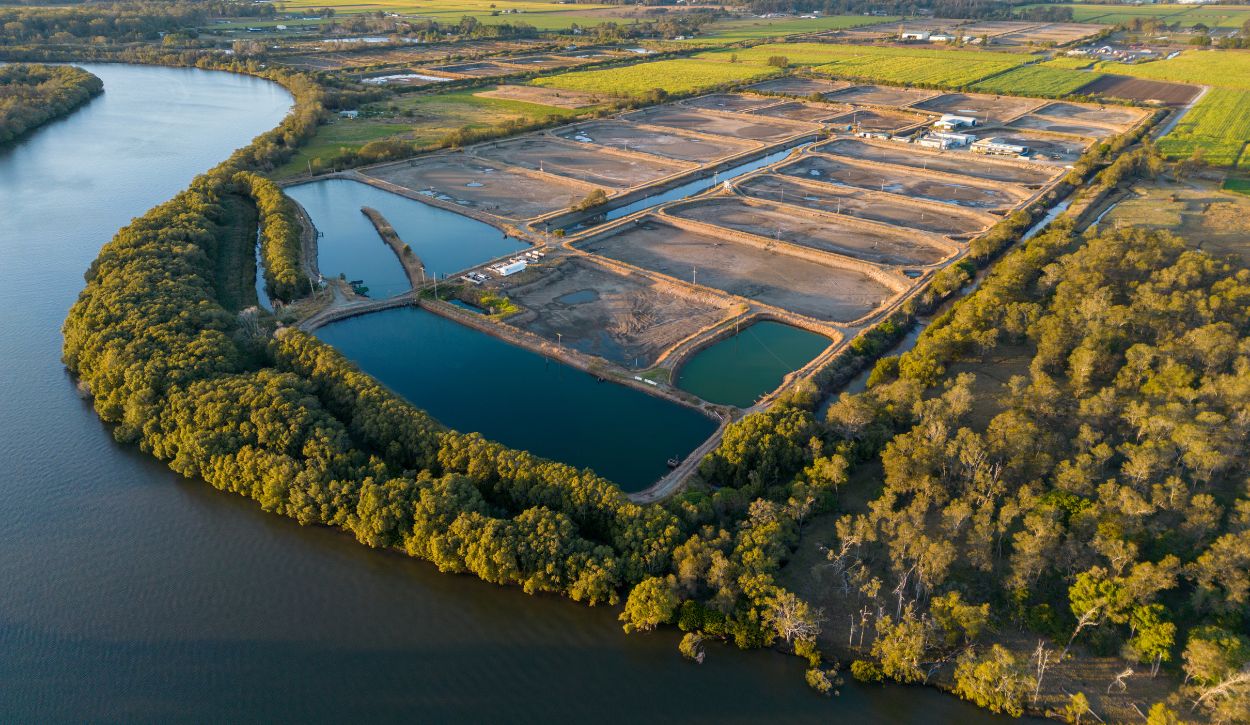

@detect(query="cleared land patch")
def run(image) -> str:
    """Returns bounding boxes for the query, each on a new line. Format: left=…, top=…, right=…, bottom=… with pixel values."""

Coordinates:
left=779, top=154, right=1027, bottom=209
left=475, top=85, right=606, bottom=108
left=1032, top=101, right=1144, bottom=129
left=737, top=174, right=997, bottom=238
left=1075, top=75, right=1198, bottom=106
left=474, top=135, right=690, bottom=189
left=665, top=196, right=952, bottom=266
left=911, top=92, right=1043, bottom=125
left=975, top=128, right=1091, bottom=162
left=1098, top=178, right=1250, bottom=264
left=497, top=257, right=728, bottom=368
left=577, top=216, right=899, bottom=322
left=555, top=120, right=755, bottom=163
left=365, top=153, right=596, bottom=219
left=814, top=138, right=1058, bottom=185
left=621, top=105, right=815, bottom=141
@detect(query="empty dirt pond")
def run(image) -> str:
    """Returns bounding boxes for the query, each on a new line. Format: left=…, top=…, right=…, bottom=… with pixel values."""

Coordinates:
left=911, top=92, right=1043, bottom=125
left=622, top=106, right=814, bottom=142
left=816, top=138, right=1058, bottom=185
left=738, top=173, right=996, bottom=238
left=825, top=84, right=940, bottom=107
left=497, top=257, right=728, bottom=368
left=366, top=152, right=597, bottom=219
left=475, top=136, right=690, bottom=189
left=555, top=120, right=755, bottom=163
left=578, top=216, right=899, bottom=322
left=751, top=100, right=851, bottom=122
left=746, top=76, right=851, bottom=97
left=665, top=196, right=952, bottom=266
left=780, top=154, right=1025, bottom=209
left=683, top=93, right=779, bottom=113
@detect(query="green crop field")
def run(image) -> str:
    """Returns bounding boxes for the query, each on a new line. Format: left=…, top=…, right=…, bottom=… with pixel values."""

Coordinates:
left=532, top=58, right=779, bottom=96
left=1016, top=3, right=1250, bottom=28
left=1093, top=49, right=1250, bottom=91
left=269, top=0, right=636, bottom=30
left=972, top=65, right=1101, bottom=96
left=676, top=15, right=895, bottom=45
left=694, top=43, right=1032, bottom=87
left=1226, top=177, right=1250, bottom=194
left=1157, top=88, right=1250, bottom=166
left=1041, top=55, right=1096, bottom=70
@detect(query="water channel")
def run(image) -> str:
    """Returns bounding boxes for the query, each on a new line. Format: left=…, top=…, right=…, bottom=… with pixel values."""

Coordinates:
left=315, top=306, right=716, bottom=491
left=0, top=62, right=1012, bottom=721
left=677, top=321, right=832, bottom=408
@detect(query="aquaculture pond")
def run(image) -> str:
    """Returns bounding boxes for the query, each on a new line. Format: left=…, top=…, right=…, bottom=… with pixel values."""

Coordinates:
left=564, top=145, right=804, bottom=231
left=677, top=321, right=832, bottom=407
left=286, top=178, right=525, bottom=297
left=315, top=306, right=717, bottom=490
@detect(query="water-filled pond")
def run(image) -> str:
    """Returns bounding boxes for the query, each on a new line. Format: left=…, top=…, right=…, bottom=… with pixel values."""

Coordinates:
left=677, top=321, right=832, bottom=407
left=315, top=306, right=717, bottom=490
left=286, top=178, right=525, bottom=297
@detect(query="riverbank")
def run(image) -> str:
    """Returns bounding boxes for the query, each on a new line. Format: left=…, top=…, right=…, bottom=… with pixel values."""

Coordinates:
left=0, top=64, right=103, bottom=147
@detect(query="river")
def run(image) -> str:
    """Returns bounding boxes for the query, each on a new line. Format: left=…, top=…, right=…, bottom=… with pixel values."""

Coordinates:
left=0, top=62, right=1010, bottom=722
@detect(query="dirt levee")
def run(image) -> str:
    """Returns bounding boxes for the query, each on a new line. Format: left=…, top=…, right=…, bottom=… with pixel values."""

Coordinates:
left=501, top=257, right=726, bottom=368
left=476, top=85, right=605, bottom=108
left=780, top=154, right=1025, bottom=209
left=816, top=138, right=1058, bottom=185
left=475, top=136, right=689, bottom=189
left=578, top=216, right=897, bottom=322
left=666, top=196, right=951, bottom=266
left=738, top=174, right=997, bottom=238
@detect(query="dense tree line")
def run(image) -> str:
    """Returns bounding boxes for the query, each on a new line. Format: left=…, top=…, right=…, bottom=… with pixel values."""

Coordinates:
left=0, top=63, right=101, bottom=145
left=231, top=172, right=311, bottom=302
left=817, top=221, right=1250, bottom=718
left=0, top=1, right=267, bottom=45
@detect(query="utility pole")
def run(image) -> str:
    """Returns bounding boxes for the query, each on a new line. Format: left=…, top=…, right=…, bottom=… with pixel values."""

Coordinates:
left=692, top=266, right=697, bottom=285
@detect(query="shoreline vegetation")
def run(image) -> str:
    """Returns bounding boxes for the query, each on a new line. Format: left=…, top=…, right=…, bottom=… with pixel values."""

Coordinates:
left=13, top=0, right=1246, bottom=717
left=0, top=64, right=103, bottom=146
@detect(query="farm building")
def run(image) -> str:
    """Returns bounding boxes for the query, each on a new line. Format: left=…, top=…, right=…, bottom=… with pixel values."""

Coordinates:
left=900, top=31, right=931, bottom=41
left=934, top=114, right=979, bottom=131
left=971, top=138, right=1029, bottom=156
left=492, top=260, right=528, bottom=277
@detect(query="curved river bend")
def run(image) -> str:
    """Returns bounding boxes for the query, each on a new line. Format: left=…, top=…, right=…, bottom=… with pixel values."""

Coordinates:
left=0, top=63, right=1010, bottom=722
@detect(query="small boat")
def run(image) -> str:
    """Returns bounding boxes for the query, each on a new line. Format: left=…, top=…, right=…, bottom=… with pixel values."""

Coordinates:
left=666, top=457, right=680, bottom=468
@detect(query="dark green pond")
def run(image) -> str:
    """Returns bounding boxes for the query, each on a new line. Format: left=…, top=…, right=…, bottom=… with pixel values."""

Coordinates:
left=678, top=321, right=832, bottom=407
left=286, top=178, right=525, bottom=297
left=315, top=306, right=716, bottom=491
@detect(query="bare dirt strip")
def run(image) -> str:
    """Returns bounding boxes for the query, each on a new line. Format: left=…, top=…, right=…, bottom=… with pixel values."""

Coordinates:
left=778, top=153, right=1027, bottom=210
left=1076, top=75, right=1200, bottom=106
left=815, top=138, right=1058, bottom=185
left=555, top=120, right=756, bottom=163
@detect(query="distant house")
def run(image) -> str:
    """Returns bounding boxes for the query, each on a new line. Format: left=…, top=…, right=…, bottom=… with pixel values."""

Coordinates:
left=930, top=33, right=955, bottom=43
left=901, top=31, right=931, bottom=41
left=339, top=109, right=359, bottom=119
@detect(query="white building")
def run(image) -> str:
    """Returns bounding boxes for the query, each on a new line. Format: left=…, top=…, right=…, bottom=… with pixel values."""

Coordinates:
left=934, top=114, right=978, bottom=131
left=492, top=260, right=527, bottom=277
left=931, top=131, right=976, bottom=146
left=901, top=31, right=931, bottom=41
left=972, top=138, right=1029, bottom=156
